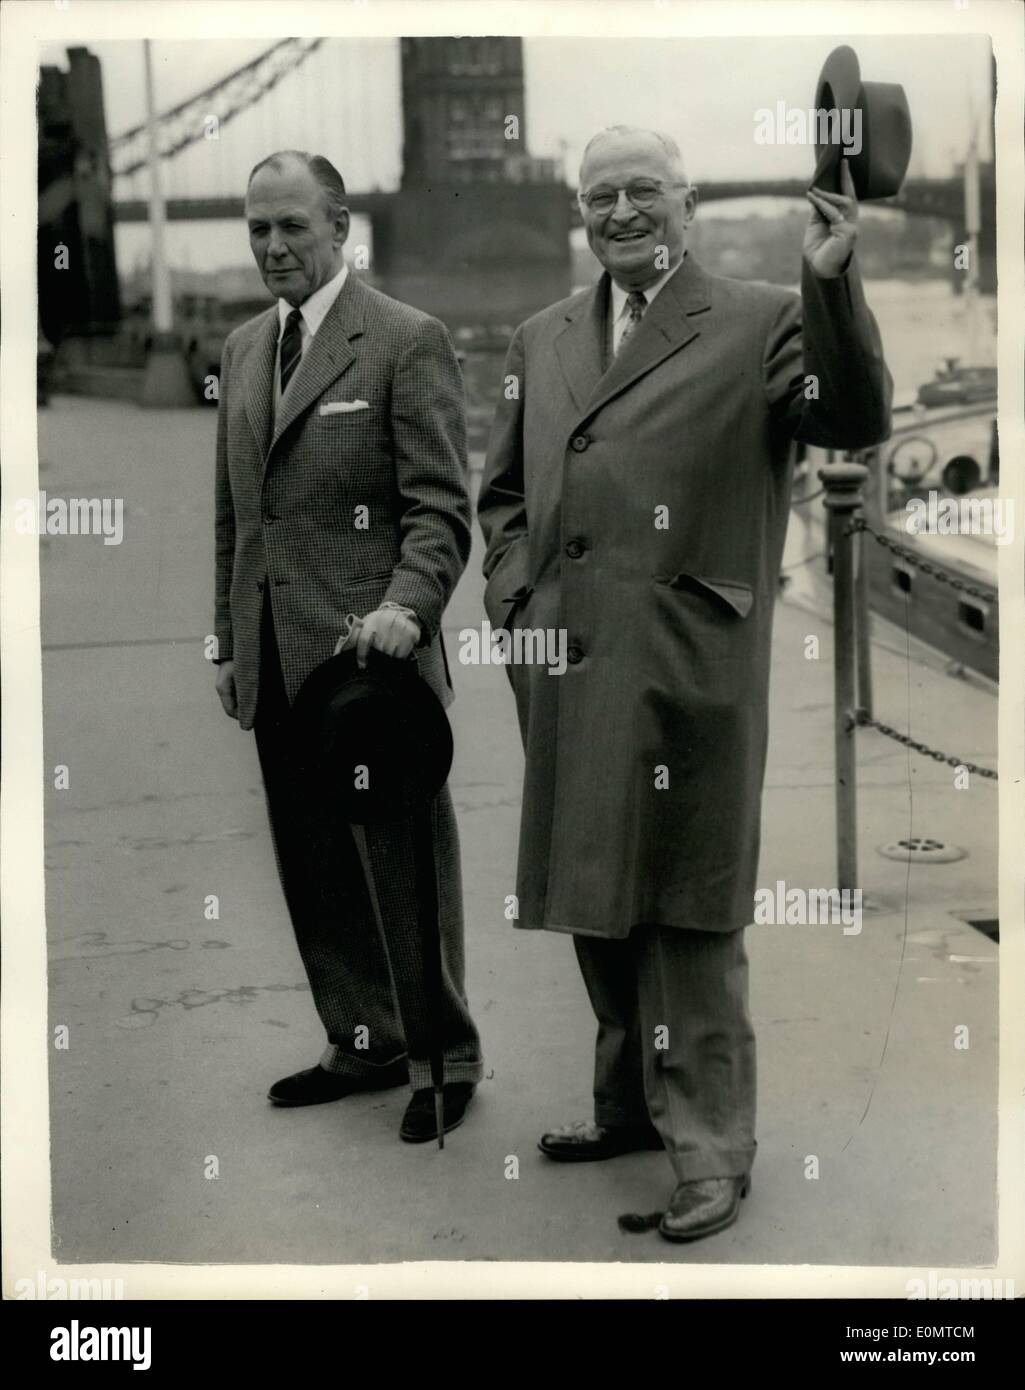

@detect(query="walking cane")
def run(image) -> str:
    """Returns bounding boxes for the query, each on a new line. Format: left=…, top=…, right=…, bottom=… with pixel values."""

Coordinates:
left=293, top=641, right=456, bottom=1153
left=412, top=800, right=446, bottom=1150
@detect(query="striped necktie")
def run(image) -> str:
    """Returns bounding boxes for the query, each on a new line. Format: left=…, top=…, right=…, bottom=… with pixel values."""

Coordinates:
left=617, top=290, right=647, bottom=355
left=279, top=307, right=304, bottom=395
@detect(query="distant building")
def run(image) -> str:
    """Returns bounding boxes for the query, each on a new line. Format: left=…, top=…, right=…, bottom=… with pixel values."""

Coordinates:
left=386, top=36, right=570, bottom=327
left=400, top=37, right=558, bottom=186
left=38, top=46, right=121, bottom=343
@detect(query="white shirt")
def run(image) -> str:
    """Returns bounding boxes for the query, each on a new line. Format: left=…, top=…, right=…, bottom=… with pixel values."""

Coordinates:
left=608, top=256, right=684, bottom=358
left=274, top=261, right=349, bottom=413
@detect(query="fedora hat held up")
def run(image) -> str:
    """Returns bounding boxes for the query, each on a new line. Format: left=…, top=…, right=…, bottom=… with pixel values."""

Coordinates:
left=810, top=44, right=912, bottom=200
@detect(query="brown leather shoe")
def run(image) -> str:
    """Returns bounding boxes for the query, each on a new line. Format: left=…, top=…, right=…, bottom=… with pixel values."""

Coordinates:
left=268, top=1060, right=408, bottom=1106
left=538, top=1119, right=664, bottom=1162
left=658, top=1175, right=750, bottom=1242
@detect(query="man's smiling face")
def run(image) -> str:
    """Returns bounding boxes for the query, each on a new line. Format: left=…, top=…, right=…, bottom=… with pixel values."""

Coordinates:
left=245, top=158, right=348, bottom=307
left=579, top=130, right=696, bottom=291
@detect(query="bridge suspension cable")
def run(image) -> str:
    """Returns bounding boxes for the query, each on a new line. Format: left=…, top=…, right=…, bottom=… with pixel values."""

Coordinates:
left=108, top=38, right=324, bottom=178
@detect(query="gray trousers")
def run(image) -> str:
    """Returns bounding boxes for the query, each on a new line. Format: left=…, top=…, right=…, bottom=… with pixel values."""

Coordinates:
left=573, top=925, right=756, bottom=1183
left=254, top=596, right=483, bottom=1093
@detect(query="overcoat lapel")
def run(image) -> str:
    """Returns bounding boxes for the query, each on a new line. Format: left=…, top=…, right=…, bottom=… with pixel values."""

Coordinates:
left=573, top=255, right=714, bottom=425
left=554, top=278, right=608, bottom=414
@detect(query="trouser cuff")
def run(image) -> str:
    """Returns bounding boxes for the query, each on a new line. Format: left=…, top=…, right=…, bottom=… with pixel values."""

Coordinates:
left=319, top=1043, right=407, bottom=1077
left=407, top=1058, right=484, bottom=1093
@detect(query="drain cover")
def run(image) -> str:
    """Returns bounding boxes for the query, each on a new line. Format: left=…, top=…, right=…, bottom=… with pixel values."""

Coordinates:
left=878, top=838, right=967, bottom=864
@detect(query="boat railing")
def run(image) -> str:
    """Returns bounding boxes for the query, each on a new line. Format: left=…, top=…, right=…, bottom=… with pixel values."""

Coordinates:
left=816, top=460, right=998, bottom=890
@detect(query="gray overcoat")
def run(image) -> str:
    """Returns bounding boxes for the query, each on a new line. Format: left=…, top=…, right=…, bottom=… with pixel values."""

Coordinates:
left=478, top=253, right=891, bottom=938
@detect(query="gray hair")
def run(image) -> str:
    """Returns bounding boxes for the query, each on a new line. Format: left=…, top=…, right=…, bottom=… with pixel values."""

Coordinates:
left=247, top=150, right=348, bottom=222
left=579, top=126, right=688, bottom=186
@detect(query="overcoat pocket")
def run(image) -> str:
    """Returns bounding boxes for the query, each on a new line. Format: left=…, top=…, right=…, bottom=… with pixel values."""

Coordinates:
left=654, top=572, right=754, bottom=618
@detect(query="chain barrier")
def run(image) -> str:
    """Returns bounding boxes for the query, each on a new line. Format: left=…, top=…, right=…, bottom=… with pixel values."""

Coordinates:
left=791, top=486, right=825, bottom=507
left=846, top=516, right=998, bottom=604
left=825, top=516, right=999, bottom=779
left=854, top=711, right=997, bottom=779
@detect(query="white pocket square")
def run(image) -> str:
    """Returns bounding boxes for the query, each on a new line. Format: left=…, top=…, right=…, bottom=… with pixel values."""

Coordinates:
left=319, top=399, right=369, bottom=415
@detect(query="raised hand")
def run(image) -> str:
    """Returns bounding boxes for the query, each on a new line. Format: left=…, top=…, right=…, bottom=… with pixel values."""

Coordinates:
left=804, top=157, right=859, bottom=278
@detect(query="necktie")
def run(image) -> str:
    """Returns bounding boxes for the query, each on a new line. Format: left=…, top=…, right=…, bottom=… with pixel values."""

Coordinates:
left=279, top=308, right=304, bottom=395
left=617, top=290, right=647, bottom=355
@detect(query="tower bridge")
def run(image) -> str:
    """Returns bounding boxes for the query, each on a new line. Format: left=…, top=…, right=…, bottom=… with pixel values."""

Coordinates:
left=40, top=36, right=996, bottom=347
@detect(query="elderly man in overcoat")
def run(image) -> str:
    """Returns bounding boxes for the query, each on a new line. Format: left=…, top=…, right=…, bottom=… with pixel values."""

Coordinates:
left=478, top=126, right=891, bottom=1240
left=214, top=150, right=482, bottom=1143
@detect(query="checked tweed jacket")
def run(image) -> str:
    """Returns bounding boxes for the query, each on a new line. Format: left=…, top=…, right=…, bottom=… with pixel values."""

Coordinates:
left=215, top=271, right=471, bottom=731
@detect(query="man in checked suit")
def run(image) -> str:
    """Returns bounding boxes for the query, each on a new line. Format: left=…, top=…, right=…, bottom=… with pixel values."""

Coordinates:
left=214, top=150, right=482, bottom=1142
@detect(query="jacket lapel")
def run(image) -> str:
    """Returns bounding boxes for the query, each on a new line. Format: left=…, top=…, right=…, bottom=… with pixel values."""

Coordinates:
left=579, top=254, right=713, bottom=423
left=554, top=278, right=609, bottom=414
left=242, top=309, right=279, bottom=457
left=269, top=280, right=362, bottom=455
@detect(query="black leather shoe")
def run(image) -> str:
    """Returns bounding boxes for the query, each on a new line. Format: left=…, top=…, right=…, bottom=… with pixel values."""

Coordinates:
left=268, top=1060, right=408, bottom=1107
left=658, top=1175, right=750, bottom=1242
left=538, top=1119, right=664, bottom=1162
left=400, top=1082, right=476, bottom=1142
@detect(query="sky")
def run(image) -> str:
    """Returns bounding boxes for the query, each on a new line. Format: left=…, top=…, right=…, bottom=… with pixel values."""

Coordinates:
left=39, top=32, right=994, bottom=272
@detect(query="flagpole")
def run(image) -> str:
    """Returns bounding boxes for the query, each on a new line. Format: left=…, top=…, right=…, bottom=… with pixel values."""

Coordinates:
left=962, top=101, right=981, bottom=364
left=140, top=39, right=194, bottom=407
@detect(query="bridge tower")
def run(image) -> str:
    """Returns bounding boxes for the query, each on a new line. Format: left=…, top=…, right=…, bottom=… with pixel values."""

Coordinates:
left=381, top=37, right=570, bottom=326
left=400, top=36, right=531, bottom=187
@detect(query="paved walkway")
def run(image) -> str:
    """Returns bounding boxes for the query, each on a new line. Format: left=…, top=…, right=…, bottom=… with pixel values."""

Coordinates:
left=39, top=397, right=997, bottom=1272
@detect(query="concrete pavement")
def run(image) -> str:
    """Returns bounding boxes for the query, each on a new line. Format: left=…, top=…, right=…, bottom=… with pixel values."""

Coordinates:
left=39, top=396, right=998, bottom=1272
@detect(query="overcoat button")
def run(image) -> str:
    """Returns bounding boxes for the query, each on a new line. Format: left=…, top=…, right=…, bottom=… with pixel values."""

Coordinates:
left=570, top=435, right=590, bottom=452
left=565, top=539, right=584, bottom=559
left=263, top=512, right=278, bottom=524
left=567, top=645, right=583, bottom=664
left=256, top=579, right=264, bottom=592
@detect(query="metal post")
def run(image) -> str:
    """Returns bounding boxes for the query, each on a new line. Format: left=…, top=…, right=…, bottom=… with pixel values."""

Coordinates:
left=855, top=521, right=873, bottom=720
left=140, top=40, right=194, bottom=407
left=818, top=461, right=869, bottom=891
left=144, top=39, right=172, bottom=336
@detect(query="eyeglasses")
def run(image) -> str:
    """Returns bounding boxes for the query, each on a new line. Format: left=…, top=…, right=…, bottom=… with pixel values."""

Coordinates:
left=579, top=180, right=689, bottom=215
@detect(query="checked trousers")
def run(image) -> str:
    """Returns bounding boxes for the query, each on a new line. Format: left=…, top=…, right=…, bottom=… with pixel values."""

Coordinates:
left=253, top=594, right=483, bottom=1093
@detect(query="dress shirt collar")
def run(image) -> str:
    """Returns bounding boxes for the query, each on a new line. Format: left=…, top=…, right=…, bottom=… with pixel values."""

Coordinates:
left=608, top=252, right=686, bottom=325
left=276, top=261, right=349, bottom=339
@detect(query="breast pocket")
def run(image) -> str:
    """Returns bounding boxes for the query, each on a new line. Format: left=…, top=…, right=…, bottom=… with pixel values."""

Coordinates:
left=312, top=407, right=374, bottom=429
